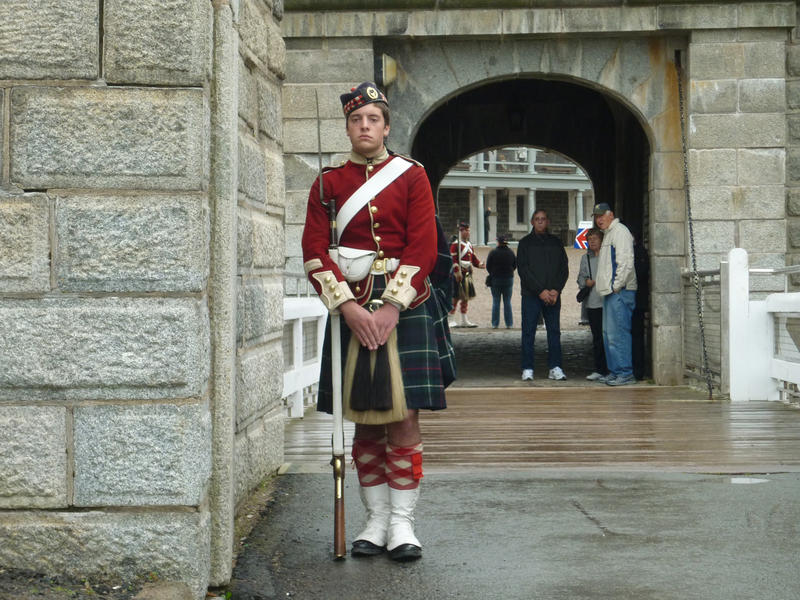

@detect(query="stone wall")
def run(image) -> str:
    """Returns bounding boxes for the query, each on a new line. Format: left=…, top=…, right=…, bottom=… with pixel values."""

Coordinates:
left=233, top=0, right=287, bottom=516
left=0, top=1, right=286, bottom=597
left=787, top=15, right=800, bottom=285
left=687, top=26, right=789, bottom=291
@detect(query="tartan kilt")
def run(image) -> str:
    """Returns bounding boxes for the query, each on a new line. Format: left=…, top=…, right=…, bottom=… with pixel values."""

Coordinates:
left=453, top=271, right=476, bottom=302
left=317, top=275, right=456, bottom=415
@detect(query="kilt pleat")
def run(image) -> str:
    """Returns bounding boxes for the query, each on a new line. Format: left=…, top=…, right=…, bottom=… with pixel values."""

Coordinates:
left=317, top=276, right=456, bottom=415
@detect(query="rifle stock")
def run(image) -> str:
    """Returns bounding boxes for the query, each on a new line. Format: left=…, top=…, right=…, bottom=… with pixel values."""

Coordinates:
left=332, top=454, right=346, bottom=558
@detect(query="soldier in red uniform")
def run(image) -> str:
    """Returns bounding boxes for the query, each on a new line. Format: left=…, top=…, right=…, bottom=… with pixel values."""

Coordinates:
left=302, top=82, right=455, bottom=561
left=449, top=222, right=484, bottom=327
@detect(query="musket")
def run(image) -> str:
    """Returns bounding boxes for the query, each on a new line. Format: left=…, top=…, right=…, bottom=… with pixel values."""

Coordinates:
left=316, top=90, right=346, bottom=559
left=457, top=223, right=465, bottom=296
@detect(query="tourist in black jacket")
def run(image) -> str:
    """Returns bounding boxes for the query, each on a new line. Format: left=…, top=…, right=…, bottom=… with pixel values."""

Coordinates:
left=517, top=209, right=569, bottom=381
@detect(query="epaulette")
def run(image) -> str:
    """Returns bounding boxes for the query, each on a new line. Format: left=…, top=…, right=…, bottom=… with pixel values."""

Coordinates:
left=388, top=150, right=424, bottom=168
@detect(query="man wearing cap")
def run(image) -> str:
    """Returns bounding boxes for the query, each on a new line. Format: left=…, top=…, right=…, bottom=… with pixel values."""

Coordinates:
left=517, top=209, right=569, bottom=381
left=302, top=82, right=455, bottom=561
left=449, top=222, right=484, bottom=327
left=592, top=202, right=638, bottom=386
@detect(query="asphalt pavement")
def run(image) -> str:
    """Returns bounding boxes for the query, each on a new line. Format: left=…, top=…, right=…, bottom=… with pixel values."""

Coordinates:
left=229, top=470, right=800, bottom=600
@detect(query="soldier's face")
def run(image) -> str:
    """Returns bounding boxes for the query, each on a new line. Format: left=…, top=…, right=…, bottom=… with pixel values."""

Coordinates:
left=346, top=104, right=390, bottom=157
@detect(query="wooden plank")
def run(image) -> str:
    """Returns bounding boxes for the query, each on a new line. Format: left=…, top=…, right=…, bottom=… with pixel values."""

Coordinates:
left=283, top=387, right=800, bottom=473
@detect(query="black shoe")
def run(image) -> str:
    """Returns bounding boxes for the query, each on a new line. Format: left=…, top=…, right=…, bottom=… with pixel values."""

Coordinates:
left=351, top=539, right=385, bottom=556
left=388, top=544, right=422, bottom=562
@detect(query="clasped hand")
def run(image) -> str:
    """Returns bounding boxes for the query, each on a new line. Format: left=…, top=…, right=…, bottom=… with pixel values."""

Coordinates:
left=539, top=289, right=559, bottom=305
left=340, top=300, right=400, bottom=350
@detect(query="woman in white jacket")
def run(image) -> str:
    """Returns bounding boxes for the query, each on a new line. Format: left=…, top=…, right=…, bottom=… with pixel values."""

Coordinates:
left=576, top=228, right=607, bottom=380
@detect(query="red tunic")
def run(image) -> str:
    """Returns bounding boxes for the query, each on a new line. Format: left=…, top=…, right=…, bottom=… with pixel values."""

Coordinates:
left=450, top=239, right=481, bottom=275
left=302, top=154, right=437, bottom=310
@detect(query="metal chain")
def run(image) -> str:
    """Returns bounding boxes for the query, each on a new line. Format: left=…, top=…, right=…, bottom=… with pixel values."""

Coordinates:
left=676, top=57, right=714, bottom=400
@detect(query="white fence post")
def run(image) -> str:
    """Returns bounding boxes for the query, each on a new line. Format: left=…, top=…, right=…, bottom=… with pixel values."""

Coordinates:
left=287, top=316, right=304, bottom=418
left=727, top=249, right=775, bottom=401
left=282, top=296, right=327, bottom=417
left=720, top=259, right=729, bottom=396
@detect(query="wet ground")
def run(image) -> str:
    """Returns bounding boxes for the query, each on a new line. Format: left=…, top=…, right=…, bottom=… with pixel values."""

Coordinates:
left=450, top=327, right=616, bottom=387
left=229, top=471, right=800, bottom=600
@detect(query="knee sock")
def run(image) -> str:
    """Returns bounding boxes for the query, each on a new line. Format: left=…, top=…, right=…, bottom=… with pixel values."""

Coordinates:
left=352, top=438, right=388, bottom=487
left=385, top=443, right=423, bottom=490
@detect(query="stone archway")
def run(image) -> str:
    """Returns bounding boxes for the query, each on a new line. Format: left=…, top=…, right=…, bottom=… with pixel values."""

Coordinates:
left=377, top=35, right=683, bottom=383
left=410, top=77, right=649, bottom=230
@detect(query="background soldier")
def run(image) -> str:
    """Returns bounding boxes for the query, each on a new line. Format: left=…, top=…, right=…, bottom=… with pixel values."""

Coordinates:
left=449, top=222, right=484, bottom=327
left=301, top=82, right=454, bottom=561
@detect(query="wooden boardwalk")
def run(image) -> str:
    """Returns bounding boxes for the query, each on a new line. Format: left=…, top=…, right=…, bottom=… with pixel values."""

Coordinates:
left=283, top=386, right=800, bottom=474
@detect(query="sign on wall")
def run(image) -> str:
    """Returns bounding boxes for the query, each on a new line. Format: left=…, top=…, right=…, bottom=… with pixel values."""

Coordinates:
left=574, top=220, right=594, bottom=249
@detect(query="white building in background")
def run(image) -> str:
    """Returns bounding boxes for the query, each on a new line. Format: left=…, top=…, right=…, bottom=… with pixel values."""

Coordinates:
left=439, top=147, right=594, bottom=245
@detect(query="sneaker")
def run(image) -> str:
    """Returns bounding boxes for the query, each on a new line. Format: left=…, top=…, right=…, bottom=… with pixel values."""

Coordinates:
left=597, top=373, right=613, bottom=383
left=586, top=372, right=604, bottom=381
left=548, top=367, right=567, bottom=381
left=521, top=369, right=534, bottom=381
left=606, top=374, right=636, bottom=386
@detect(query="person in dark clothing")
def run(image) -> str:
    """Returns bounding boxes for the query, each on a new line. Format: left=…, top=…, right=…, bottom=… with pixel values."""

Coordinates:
left=517, top=209, right=569, bottom=381
left=485, top=233, right=517, bottom=328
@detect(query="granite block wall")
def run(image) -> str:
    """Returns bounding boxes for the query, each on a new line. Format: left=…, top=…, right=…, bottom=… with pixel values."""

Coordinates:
left=0, top=0, right=286, bottom=596
left=234, top=0, right=286, bottom=512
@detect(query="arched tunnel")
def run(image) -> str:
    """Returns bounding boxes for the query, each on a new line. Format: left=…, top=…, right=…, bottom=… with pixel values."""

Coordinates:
left=410, top=77, right=652, bottom=237
left=408, top=77, right=654, bottom=380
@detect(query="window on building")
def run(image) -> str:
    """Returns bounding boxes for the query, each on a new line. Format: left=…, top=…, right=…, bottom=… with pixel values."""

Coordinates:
left=516, top=195, right=525, bottom=224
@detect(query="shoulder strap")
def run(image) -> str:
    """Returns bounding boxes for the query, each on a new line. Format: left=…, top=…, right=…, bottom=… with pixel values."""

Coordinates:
left=336, top=157, right=413, bottom=237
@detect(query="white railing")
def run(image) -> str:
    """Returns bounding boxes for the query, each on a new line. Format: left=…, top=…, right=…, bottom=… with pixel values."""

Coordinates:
left=723, top=249, right=800, bottom=403
left=282, top=272, right=327, bottom=418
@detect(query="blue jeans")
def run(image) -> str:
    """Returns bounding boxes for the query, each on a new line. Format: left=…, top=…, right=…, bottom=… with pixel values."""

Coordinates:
left=602, top=290, right=636, bottom=378
left=490, top=277, right=514, bottom=328
left=521, top=295, right=562, bottom=371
